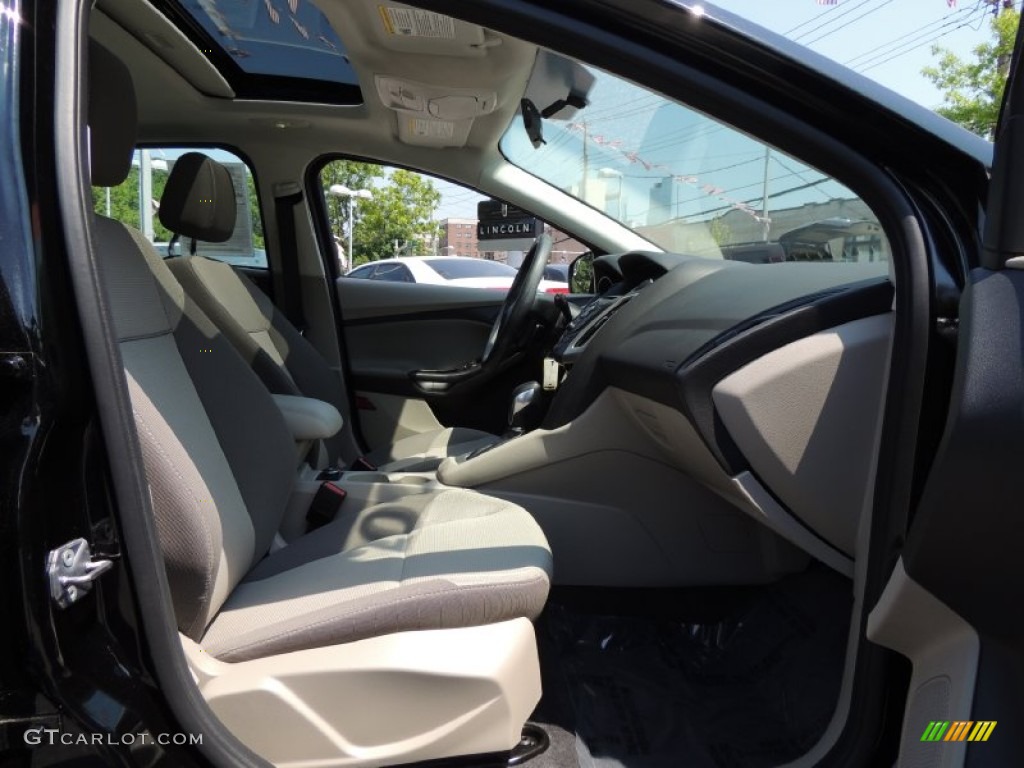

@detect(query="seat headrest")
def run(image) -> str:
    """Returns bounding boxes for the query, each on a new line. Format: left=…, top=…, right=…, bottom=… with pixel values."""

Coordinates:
left=159, top=153, right=237, bottom=243
left=89, top=42, right=137, bottom=187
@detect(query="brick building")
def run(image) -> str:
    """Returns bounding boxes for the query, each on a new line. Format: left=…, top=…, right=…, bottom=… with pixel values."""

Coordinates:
left=438, top=218, right=479, bottom=257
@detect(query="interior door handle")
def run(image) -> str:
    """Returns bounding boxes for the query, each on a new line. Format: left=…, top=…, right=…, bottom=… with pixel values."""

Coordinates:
left=410, top=362, right=482, bottom=393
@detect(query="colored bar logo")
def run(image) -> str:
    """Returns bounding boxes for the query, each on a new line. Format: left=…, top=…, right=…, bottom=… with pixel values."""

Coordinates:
left=920, top=721, right=997, bottom=742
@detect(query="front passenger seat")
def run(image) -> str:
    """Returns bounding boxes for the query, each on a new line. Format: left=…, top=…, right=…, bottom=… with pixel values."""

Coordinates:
left=159, top=156, right=500, bottom=471
left=86, top=42, right=551, bottom=763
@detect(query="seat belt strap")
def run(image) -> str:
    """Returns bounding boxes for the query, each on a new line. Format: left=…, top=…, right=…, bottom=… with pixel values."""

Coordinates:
left=306, top=482, right=347, bottom=532
left=273, top=183, right=307, bottom=334
left=348, top=456, right=378, bottom=472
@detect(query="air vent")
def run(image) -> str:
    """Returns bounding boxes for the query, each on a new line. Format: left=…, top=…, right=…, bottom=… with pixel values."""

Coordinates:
left=574, top=293, right=635, bottom=348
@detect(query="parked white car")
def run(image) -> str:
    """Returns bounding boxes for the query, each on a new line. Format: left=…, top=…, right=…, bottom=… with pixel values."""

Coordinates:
left=345, top=256, right=568, bottom=293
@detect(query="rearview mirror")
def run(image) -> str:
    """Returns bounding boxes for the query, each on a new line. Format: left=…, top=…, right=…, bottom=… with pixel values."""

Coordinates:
left=568, top=252, right=595, bottom=294
left=520, top=99, right=546, bottom=149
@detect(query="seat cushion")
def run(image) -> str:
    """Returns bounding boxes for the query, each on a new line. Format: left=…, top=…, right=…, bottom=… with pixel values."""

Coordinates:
left=368, top=427, right=500, bottom=471
left=200, top=489, right=552, bottom=662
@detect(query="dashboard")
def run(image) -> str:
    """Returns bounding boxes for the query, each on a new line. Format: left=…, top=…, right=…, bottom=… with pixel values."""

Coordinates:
left=549, top=250, right=892, bottom=436
left=543, top=250, right=894, bottom=563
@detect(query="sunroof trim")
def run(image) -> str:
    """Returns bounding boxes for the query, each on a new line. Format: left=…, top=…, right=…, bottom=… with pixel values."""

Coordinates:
left=155, top=0, right=363, bottom=105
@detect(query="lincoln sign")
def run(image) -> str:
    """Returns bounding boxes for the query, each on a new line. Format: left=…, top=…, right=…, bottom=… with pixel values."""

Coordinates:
left=477, top=200, right=543, bottom=251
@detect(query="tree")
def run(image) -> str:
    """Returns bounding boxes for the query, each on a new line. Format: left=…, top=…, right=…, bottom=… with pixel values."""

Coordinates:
left=321, top=160, right=442, bottom=264
left=922, top=7, right=1020, bottom=140
left=709, top=215, right=733, bottom=247
left=245, top=173, right=265, bottom=250
left=92, top=167, right=173, bottom=241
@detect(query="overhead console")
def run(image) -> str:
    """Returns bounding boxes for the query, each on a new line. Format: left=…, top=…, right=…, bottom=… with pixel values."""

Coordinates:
left=376, top=76, right=498, bottom=148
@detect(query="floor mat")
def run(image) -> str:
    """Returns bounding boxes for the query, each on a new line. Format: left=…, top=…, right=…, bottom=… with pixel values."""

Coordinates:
left=531, top=567, right=852, bottom=768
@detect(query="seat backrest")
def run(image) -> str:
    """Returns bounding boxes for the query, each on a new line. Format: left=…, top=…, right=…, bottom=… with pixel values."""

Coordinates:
left=160, top=156, right=352, bottom=465
left=88, top=44, right=296, bottom=639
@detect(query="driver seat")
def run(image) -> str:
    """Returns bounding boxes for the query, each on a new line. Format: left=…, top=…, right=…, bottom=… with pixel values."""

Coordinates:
left=161, top=154, right=500, bottom=471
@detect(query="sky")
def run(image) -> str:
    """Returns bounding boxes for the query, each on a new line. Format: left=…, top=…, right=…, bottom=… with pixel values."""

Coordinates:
left=433, top=0, right=1002, bottom=220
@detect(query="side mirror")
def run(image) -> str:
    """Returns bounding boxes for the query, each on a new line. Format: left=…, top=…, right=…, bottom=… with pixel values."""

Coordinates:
left=568, top=252, right=595, bottom=294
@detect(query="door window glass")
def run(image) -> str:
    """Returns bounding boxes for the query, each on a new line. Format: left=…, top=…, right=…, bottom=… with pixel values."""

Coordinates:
left=319, top=159, right=585, bottom=288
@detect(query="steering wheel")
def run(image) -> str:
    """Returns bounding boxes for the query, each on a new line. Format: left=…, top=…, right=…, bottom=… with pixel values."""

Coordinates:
left=481, top=233, right=552, bottom=365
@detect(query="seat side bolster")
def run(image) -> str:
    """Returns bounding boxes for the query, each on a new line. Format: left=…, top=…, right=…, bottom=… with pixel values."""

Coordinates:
left=168, top=256, right=301, bottom=397
left=172, top=296, right=296, bottom=565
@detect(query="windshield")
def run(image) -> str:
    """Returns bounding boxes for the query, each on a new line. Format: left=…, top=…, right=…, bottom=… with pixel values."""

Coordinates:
left=501, top=66, right=888, bottom=265
left=427, top=258, right=518, bottom=279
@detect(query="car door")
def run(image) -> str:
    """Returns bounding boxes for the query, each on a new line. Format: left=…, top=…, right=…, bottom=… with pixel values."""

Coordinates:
left=320, top=164, right=552, bottom=451
left=336, top=277, right=520, bottom=446
left=864, top=20, right=1024, bottom=768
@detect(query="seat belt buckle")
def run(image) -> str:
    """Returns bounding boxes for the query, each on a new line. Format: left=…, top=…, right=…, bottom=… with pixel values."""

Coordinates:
left=306, top=482, right=347, bottom=532
left=349, top=456, right=378, bottom=472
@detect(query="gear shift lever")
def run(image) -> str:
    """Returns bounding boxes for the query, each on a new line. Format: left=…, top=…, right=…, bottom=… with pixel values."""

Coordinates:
left=507, top=381, right=542, bottom=438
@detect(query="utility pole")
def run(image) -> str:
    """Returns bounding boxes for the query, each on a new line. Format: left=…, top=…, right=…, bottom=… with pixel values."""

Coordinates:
left=760, top=146, right=771, bottom=242
left=993, top=0, right=1015, bottom=78
left=580, top=120, right=589, bottom=204
left=139, top=150, right=154, bottom=242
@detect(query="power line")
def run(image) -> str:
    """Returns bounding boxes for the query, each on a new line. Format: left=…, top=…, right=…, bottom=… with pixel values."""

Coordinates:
left=792, top=0, right=877, bottom=43
left=857, top=8, right=989, bottom=72
left=844, top=5, right=970, bottom=67
left=802, top=0, right=897, bottom=46
left=770, top=154, right=834, bottom=201
left=784, top=0, right=852, bottom=37
left=690, top=178, right=838, bottom=219
left=627, top=168, right=832, bottom=222
left=579, top=94, right=663, bottom=121
left=851, top=4, right=985, bottom=69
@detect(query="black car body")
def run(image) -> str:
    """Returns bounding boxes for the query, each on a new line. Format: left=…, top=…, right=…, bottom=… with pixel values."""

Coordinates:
left=1, top=1, right=1022, bottom=767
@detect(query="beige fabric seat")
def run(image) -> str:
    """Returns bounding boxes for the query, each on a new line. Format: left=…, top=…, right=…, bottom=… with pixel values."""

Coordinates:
left=157, top=162, right=500, bottom=471
left=203, top=490, right=551, bottom=662
left=88, top=43, right=551, bottom=662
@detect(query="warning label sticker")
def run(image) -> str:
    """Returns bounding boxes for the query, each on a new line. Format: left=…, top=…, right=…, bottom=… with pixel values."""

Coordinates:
left=408, top=119, right=455, bottom=139
left=379, top=7, right=456, bottom=39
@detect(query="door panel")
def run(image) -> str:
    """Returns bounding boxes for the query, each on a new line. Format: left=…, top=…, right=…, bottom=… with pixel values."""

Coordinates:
left=336, top=278, right=502, bottom=385
left=880, top=20, right=1024, bottom=768
left=337, top=278, right=506, bottom=321
left=336, top=277, right=536, bottom=444
left=346, top=317, right=493, bottom=381
left=894, top=269, right=1024, bottom=768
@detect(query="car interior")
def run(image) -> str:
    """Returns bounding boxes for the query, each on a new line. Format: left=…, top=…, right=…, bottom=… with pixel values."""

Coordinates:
left=74, top=0, right=923, bottom=766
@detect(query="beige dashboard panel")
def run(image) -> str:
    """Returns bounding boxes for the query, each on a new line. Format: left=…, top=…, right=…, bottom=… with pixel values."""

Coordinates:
left=713, top=314, right=893, bottom=557
left=440, top=389, right=807, bottom=586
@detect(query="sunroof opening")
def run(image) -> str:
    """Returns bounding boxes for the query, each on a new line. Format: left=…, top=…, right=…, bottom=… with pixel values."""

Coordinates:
left=176, top=0, right=357, bottom=89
